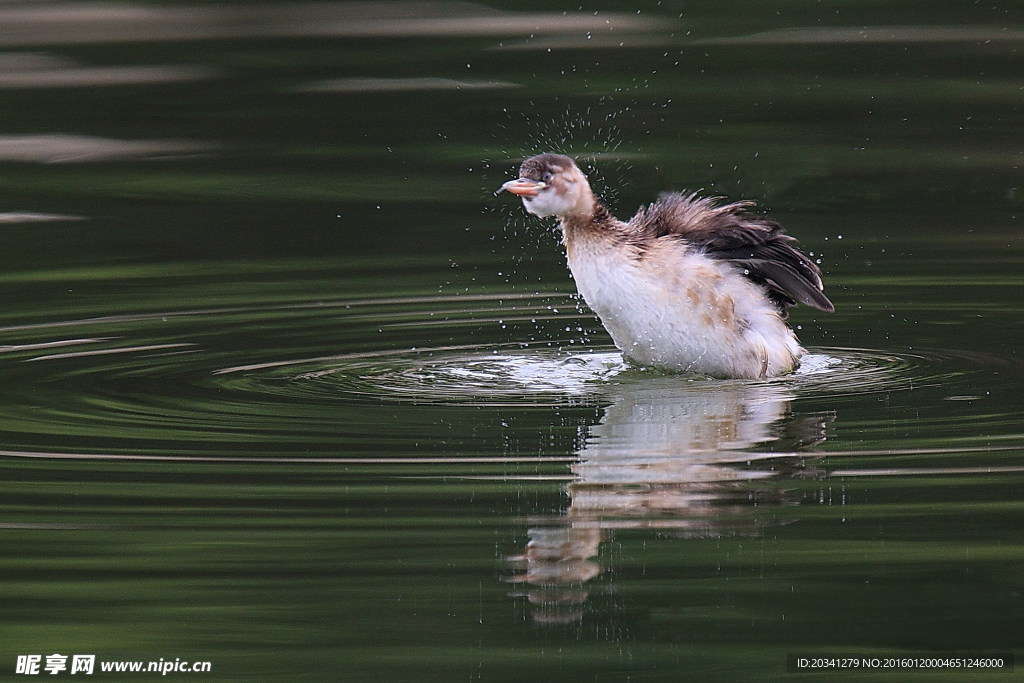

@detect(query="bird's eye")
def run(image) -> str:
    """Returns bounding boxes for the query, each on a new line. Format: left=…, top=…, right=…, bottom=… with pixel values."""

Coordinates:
left=541, top=171, right=553, bottom=183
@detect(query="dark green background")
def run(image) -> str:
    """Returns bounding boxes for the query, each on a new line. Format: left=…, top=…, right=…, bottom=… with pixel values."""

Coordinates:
left=0, top=2, right=1020, bottom=680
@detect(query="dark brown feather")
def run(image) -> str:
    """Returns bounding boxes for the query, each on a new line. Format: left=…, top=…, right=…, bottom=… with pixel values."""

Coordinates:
left=629, top=192, right=834, bottom=316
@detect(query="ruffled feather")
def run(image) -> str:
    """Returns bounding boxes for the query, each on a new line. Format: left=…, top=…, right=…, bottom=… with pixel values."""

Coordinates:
left=628, top=192, right=834, bottom=316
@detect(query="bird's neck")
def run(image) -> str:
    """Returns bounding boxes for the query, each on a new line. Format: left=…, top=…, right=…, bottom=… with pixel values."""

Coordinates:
left=560, top=200, right=618, bottom=249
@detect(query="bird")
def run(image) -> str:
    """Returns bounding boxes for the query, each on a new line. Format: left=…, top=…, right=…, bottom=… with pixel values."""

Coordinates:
left=498, top=153, right=834, bottom=379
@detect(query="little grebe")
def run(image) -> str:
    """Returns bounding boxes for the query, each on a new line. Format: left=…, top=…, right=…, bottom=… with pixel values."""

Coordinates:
left=499, top=153, right=833, bottom=379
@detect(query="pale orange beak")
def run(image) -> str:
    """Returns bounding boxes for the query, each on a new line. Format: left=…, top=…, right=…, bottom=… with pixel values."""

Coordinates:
left=498, top=178, right=546, bottom=198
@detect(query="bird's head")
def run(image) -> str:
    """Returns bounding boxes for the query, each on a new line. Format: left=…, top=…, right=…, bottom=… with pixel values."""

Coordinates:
left=498, top=153, right=594, bottom=219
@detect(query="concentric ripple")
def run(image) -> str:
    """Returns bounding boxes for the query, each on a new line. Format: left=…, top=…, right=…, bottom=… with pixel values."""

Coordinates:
left=0, top=292, right=1018, bottom=462
left=218, top=346, right=629, bottom=406
left=213, top=344, right=975, bottom=407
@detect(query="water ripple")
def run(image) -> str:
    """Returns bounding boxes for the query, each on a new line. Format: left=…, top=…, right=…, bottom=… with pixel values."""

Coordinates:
left=215, top=345, right=977, bottom=407
left=0, top=293, right=1017, bottom=462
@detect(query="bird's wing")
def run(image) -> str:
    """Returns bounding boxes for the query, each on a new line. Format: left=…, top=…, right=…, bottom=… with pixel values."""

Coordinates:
left=629, top=192, right=834, bottom=316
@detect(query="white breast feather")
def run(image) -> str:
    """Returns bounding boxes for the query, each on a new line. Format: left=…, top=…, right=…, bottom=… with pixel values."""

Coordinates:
left=566, top=239, right=802, bottom=378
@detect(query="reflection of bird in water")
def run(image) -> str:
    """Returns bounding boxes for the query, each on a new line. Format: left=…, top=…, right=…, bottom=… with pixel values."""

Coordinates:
left=499, top=154, right=833, bottom=379
left=504, top=378, right=833, bottom=624
left=568, top=380, right=827, bottom=526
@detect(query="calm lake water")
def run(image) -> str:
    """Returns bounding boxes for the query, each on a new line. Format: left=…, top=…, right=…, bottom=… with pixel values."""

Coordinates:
left=0, top=2, right=1021, bottom=680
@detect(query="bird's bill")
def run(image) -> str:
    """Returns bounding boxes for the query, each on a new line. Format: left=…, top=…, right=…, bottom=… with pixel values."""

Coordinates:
left=498, top=178, right=546, bottom=198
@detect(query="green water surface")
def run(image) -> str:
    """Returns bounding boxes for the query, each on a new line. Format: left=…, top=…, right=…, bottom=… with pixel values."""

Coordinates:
left=0, top=2, right=1021, bottom=681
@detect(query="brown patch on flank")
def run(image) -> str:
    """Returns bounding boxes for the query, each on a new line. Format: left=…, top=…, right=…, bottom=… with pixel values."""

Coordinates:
left=711, top=293, right=737, bottom=329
